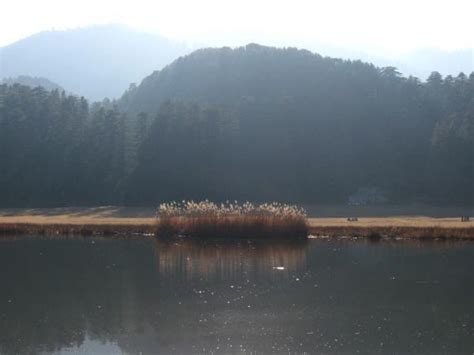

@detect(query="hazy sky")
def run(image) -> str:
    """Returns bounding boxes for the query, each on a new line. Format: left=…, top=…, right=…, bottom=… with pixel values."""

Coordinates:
left=1, top=0, right=474, bottom=53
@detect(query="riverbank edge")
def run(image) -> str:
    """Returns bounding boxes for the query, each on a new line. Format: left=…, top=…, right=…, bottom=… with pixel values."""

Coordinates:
left=1, top=222, right=474, bottom=240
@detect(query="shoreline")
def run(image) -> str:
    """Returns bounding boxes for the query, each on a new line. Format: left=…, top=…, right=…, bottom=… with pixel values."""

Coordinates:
left=307, top=225, right=474, bottom=240
left=0, top=207, right=473, bottom=239
left=0, top=220, right=474, bottom=241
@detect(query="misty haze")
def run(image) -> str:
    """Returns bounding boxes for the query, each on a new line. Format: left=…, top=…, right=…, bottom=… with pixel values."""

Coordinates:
left=0, top=1, right=473, bottom=354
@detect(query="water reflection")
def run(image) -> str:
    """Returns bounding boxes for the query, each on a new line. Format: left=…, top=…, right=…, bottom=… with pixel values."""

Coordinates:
left=154, top=239, right=308, bottom=281
left=0, top=236, right=472, bottom=354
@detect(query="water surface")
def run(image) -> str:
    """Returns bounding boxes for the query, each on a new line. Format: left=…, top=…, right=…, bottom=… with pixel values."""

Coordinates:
left=0, top=236, right=473, bottom=354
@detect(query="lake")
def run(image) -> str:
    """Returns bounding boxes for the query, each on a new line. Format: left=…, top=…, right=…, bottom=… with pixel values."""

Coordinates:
left=0, top=236, right=473, bottom=354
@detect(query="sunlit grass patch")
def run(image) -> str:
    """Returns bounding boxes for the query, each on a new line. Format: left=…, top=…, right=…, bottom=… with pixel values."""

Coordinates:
left=156, top=201, right=308, bottom=239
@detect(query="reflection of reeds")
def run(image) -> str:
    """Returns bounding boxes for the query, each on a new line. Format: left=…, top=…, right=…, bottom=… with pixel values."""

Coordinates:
left=156, top=201, right=308, bottom=239
left=154, top=239, right=308, bottom=281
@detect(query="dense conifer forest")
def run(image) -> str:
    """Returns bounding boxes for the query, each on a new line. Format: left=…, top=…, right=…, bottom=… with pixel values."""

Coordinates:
left=0, top=44, right=473, bottom=206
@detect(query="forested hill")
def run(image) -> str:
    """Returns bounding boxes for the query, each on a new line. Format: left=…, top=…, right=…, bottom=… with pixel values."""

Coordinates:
left=0, top=44, right=473, bottom=206
left=120, top=44, right=473, bottom=204
left=120, top=44, right=391, bottom=114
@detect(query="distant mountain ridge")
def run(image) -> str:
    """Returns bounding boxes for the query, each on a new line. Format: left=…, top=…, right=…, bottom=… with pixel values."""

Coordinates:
left=2, top=75, right=64, bottom=92
left=0, top=24, right=190, bottom=101
left=1, top=24, right=471, bottom=101
left=396, top=48, right=474, bottom=80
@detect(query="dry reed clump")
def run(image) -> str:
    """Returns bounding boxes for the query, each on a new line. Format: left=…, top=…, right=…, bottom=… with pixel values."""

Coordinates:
left=156, top=201, right=309, bottom=239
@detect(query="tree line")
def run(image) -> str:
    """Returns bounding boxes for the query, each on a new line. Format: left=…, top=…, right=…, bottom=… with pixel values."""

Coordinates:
left=0, top=44, right=473, bottom=206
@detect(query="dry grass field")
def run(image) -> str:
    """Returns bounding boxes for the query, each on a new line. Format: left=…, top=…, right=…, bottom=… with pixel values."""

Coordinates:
left=0, top=207, right=473, bottom=239
left=0, top=206, right=155, bottom=225
left=308, top=216, right=474, bottom=229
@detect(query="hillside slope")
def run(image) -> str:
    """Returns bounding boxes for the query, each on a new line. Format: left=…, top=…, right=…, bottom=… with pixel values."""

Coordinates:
left=0, top=25, right=189, bottom=100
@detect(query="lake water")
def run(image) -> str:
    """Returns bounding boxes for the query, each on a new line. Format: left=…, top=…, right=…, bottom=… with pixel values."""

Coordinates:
left=0, top=236, right=473, bottom=354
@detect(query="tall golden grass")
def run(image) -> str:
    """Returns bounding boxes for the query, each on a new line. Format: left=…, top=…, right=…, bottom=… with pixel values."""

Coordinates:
left=156, top=201, right=309, bottom=239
